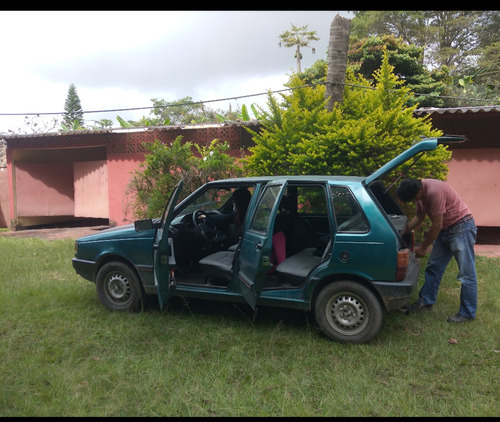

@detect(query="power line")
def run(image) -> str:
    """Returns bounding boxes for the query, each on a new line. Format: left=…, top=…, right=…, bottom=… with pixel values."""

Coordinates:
left=0, top=89, right=290, bottom=117
left=0, top=82, right=499, bottom=118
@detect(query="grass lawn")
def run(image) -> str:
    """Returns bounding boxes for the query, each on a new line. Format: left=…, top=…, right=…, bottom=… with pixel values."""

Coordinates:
left=0, top=237, right=498, bottom=416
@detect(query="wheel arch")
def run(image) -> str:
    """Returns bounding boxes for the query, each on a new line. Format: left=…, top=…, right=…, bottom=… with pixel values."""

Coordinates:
left=94, top=253, right=143, bottom=287
left=310, top=273, right=385, bottom=312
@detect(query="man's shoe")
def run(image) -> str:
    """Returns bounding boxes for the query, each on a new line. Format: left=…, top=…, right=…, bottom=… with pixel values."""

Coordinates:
left=402, top=299, right=433, bottom=313
left=446, top=313, right=474, bottom=323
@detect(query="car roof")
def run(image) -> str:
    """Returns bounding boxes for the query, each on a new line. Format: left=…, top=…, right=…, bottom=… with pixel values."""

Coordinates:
left=205, top=175, right=365, bottom=185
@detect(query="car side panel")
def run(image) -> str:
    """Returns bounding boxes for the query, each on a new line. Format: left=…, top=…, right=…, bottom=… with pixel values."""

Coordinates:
left=72, top=237, right=155, bottom=291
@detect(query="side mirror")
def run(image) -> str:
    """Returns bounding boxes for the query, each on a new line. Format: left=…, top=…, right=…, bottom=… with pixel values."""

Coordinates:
left=134, top=219, right=154, bottom=232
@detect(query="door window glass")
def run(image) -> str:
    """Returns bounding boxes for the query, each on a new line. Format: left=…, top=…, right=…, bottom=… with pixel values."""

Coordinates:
left=250, top=184, right=282, bottom=234
left=331, top=186, right=369, bottom=232
left=296, top=186, right=328, bottom=214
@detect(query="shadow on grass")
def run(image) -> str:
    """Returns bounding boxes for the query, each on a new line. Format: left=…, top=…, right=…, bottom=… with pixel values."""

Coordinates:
left=142, top=294, right=315, bottom=334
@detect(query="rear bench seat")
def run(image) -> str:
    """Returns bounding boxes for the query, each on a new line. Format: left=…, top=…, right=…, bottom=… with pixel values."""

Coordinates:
left=275, top=239, right=332, bottom=285
left=199, top=239, right=332, bottom=286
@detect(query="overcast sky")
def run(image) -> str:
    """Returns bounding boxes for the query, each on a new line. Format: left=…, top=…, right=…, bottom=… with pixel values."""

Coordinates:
left=0, top=10, right=353, bottom=133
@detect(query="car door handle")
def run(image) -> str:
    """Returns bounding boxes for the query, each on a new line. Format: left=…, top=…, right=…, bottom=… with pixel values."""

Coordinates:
left=255, top=242, right=263, bottom=250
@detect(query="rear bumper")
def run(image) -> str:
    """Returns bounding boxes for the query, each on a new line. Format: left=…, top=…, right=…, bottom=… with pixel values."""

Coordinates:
left=372, top=259, right=419, bottom=311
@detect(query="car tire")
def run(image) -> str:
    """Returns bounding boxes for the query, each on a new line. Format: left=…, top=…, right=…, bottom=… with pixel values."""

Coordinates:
left=96, top=262, right=145, bottom=312
left=315, top=281, right=383, bottom=344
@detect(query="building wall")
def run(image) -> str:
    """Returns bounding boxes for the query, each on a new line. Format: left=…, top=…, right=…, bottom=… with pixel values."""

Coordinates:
left=2, top=118, right=499, bottom=229
left=0, top=167, right=9, bottom=227
left=107, top=153, right=144, bottom=226
left=423, top=108, right=500, bottom=228
left=15, top=162, right=74, bottom=217
left=74, top=160, right=109, bottom=219
left=446, top=148, right=500, bottom=227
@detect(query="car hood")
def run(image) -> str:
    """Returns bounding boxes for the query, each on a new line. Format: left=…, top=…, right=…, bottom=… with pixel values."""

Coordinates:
left=76, top=223, right=156, bottom=242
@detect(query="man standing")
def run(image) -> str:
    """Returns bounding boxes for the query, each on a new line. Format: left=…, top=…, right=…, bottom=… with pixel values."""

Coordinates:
left=396, top=178, right=478, bottom=322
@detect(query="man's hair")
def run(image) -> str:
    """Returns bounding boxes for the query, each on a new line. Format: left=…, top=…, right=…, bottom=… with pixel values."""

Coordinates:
left=396, top=178, right=422, bottom=202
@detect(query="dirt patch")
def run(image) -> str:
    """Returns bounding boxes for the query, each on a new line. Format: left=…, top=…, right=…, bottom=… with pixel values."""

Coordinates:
left=0, top=225, right=110, bottom=240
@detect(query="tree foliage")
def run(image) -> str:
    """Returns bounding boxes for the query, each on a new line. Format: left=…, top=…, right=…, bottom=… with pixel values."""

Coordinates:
left=149, top=96, right=219, bottom=125
left=125, top=137, right=243, bottom=219
left=348, top=34, right=450, bottom=107
left=244, top=50, right=450, bottom=184
left=62, top=83, right=84, bottom=130
left=351, top=11, right=492, bottom=70
left=350, top=11, right=500, bottom=104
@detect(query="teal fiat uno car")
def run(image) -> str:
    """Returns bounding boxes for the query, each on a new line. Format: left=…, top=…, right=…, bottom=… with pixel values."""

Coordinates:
left=72, top=137, right=464, bottom=344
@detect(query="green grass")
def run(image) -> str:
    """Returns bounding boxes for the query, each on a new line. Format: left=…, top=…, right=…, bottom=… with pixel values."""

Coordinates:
left=0, top=237, right=499, bottom=416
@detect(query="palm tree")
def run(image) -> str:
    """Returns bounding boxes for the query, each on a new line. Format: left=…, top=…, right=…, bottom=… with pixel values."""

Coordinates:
left=279, top=24, right=319, bottom=73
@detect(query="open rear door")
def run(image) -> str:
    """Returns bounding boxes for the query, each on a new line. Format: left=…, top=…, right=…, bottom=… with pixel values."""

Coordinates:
left=154, top=180, right=183, bottom=309
left=365, top=136, right=467, bottom=185
left=238, top=180, right=287, bottom=309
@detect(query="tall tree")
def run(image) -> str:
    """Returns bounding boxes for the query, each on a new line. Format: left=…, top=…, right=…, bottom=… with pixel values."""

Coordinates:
left=279, top=24, right=319, bottom=73
left=350, top=11, right=492, bottom=73
left=348, top=35, right=450, bottom=107
left=62, top=83, right=84, bottom=129
left=349, top=10, right=500, bottom=104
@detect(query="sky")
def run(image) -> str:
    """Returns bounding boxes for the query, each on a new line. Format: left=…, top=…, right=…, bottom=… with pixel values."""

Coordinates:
left=0, top=10, right=353, bottom=134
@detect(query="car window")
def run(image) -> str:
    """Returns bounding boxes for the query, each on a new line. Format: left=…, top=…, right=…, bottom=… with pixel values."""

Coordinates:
left=176, top=186, right=254, bottom=219
left=296, top=186, right=328, bottom=214
left=331, top=186, right=369, bottom=232
left=250, top=184, right=282, bottom=234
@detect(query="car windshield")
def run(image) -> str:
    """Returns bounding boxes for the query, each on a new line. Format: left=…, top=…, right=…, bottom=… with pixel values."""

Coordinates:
left=175, top=187, right=236, bottom=219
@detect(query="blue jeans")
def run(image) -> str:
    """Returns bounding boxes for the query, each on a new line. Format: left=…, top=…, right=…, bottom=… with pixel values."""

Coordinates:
left=419, top=218, right=478, bottom=318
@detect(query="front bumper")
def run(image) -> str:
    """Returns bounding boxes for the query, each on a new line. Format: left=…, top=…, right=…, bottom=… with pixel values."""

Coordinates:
left=72, top=258, right=97, bottom=283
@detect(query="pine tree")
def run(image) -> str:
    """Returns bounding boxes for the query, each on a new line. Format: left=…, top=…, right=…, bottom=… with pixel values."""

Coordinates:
left=62, top=83, right=84, bottom=130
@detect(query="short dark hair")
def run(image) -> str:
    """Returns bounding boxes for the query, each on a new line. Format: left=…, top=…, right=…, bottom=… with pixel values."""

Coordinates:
left=396, top=178, right=422, bottom=202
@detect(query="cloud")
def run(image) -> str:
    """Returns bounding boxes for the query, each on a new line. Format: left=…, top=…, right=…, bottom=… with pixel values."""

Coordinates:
left=0, top=10, right=353, bottom=132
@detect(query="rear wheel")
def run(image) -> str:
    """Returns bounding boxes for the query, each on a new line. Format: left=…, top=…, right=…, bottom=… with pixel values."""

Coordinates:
left=96, top=262, right=145, bottom=312
left=315, top=281, right=383, bottom=344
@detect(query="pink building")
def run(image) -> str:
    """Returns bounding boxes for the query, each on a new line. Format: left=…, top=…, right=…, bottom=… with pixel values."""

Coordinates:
left=1, top=106, right=499, bottom=230
left=0, top=122, right=257, bottom=228
left=415, top=106, right=500, bottom=228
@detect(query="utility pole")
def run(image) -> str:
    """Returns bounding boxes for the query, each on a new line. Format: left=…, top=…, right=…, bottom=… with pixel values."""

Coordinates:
left=325, top=14, right=351, bottom=111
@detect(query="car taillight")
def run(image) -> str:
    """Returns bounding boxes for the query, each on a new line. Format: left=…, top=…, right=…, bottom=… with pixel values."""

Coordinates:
left=396, top=248, right=409, bottom=281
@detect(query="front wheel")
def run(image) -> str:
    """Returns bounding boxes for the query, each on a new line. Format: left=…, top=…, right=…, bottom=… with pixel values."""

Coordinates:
left=96, top=262, right=145, bottom=312
left=314, top=281, right=383, bottom=344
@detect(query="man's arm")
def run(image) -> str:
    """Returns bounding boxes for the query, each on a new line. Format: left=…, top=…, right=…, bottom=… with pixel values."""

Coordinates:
left=415, top=213, right=443, bottom=257
left=404, top=214, right=425, bottom=234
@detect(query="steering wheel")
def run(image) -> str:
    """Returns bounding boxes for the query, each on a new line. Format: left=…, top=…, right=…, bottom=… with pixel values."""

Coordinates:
left=192, top=210, right=223, bottom=242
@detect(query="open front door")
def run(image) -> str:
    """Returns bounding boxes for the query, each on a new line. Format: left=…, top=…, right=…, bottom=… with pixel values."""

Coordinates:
left=154, top=180, right=183, bottom=309
left=238, top=180, right=287, bottom=310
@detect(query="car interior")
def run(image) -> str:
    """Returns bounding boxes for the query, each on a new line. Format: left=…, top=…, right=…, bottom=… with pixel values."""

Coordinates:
left=171, top=183, right=333, bottom=289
